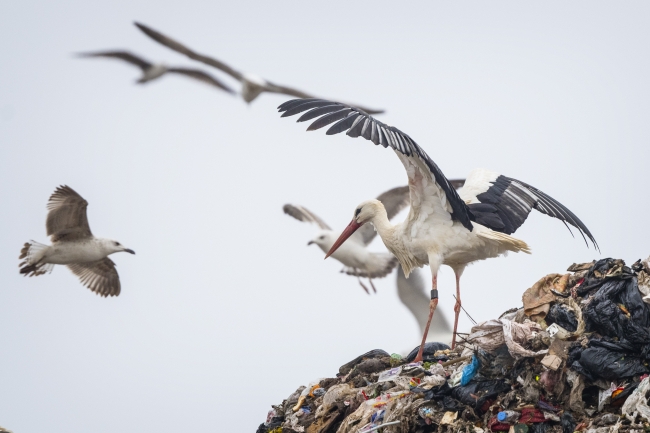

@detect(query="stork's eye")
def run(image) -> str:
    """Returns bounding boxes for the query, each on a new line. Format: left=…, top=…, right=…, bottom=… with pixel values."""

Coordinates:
left=355, top=208, right=362, bottom=217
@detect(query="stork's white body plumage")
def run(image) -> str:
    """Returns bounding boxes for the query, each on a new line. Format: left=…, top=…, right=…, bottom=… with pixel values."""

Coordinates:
left=279, top=98, right=597, bottom=360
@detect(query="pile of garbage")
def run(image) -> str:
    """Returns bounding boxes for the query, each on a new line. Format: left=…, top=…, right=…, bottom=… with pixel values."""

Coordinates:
left=256, top=257, right=650, bottom=433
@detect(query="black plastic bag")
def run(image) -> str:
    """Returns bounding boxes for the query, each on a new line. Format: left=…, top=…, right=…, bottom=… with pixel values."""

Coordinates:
left=450, top=379, right=510, bottom=411
left=406, top=342, right=450, bottom=362
left=561, top=412, right=576, bottom=433
left=414, top=382, right=451, bottom=400
left=573, top=345, right=648, bottom=380
left=529, top=423, right=551, bottom=433
left=545, top=304, right=578, bottom=332
left=338, top=349, right=389, bottom=375
left=440, top=396, right=463, bottom=412
left=583, top=275, right=650, bottom=351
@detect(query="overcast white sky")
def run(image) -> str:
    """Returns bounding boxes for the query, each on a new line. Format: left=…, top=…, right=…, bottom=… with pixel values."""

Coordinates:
left=1, top=1, right=649, bottom=432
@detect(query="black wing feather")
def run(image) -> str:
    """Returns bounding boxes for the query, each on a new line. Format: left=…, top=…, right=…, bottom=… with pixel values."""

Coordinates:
left=472, top=175, right=598, bottom=250
left=278, top=98, right=473, bottom=231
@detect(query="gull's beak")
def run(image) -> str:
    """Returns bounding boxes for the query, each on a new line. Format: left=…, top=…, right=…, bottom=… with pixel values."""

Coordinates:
left=123, top=248, right=136, bottom=255
left=307, top=241, right=315, bottom=246
left=325, top=219, right=363, bottom=259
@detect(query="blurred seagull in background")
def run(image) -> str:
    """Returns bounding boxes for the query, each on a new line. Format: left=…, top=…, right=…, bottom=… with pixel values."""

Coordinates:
left=283, top=186, right=411, bottom=294
left=77, top=50, right=235, bottom=93
left=19, top=186, right=135, bottom=297
left=278, top=98, right=598, bottom=361
left=134, top=22, right=384, bottom=114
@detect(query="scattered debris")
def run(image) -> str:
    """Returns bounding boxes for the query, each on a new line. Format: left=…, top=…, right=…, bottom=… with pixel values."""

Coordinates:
left=256, top=256, right=650, bottom=433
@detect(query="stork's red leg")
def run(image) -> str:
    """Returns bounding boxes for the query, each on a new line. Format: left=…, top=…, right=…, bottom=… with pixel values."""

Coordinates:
left=368, top=278, right=377, bottom=294
left=452, top=272, right=462, bottom=349
left=413, top=273, right=439, bottom=363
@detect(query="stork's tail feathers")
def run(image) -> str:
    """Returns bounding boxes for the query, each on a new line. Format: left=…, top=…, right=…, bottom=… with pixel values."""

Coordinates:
left=18, top=241, right=53, bottom=277
left=340, top=254, right=399, bottom=278
left=476, top=230, right=531, bottom=254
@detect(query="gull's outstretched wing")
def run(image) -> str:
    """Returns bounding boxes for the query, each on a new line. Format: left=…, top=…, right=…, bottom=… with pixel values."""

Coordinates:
left=283, top=204, right=331, bottom=230
left=167, top=68, right=235, bottom=93
left=67, top=258, right=121, bottom=297
left=134, top=22, right=244, bottom=80
left=77, top=51, right=152, bottom=71
left=46, top=186, right=92, bottom=242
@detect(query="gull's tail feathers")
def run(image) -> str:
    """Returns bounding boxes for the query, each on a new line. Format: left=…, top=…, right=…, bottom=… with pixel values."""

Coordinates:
left=18, top=241, right=53, bottom=277
left=476, top=229, right=531, bottom=254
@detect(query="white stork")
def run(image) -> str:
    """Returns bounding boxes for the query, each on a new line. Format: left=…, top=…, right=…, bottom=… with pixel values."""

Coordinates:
left=278, top=98, right=598, bottom=362
left=134, top=22, right=385, bottom=114
left=77, top=50, right=235, bottom=93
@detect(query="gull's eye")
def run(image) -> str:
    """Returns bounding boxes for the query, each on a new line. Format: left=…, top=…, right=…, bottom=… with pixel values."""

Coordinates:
left=319, top=236, right=325, bottom=240
left=114, top=242, right=120, bottom=246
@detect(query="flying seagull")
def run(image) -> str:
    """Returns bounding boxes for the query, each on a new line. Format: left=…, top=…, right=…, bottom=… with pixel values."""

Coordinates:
left=19, top=186, right=135, bottom=297
left=283, top=186, right=410, bottom=294
left=134, top=22, right=384, bottom=114
left=77, top=50, right=235, bottom=93
left=278, top=98, right=598, bottom=362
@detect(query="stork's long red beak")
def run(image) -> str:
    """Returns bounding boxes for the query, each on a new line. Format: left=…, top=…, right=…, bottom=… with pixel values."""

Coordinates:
left=325, top=219, right=363, bottom=259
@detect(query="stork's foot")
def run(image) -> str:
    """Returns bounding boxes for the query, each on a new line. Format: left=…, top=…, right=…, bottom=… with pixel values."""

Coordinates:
left=368, top=278, right=377, bottom=294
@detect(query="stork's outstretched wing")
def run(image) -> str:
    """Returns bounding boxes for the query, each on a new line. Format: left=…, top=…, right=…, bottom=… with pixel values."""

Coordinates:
left=278, top=98, right=473, bottom=231
left=459, top=168, right=599, bottom=249
left=279, top=98, right=597, bottom=249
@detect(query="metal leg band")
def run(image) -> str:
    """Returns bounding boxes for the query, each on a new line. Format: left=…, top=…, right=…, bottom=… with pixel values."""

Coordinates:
left=430, top=289, right=439, bottom=300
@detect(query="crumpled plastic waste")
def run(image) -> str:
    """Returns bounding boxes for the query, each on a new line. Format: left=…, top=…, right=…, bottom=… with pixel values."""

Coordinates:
left=621, top=376, right=650, bottom=422
left=460, top=354, right=480, bottom=386
left=257, top=256, right=650, bottom=433
left=469, top=318, right=547, bottom=358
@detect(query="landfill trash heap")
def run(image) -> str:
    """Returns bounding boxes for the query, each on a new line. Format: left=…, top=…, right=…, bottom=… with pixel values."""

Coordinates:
left=256, top=257, right=650, bottom=433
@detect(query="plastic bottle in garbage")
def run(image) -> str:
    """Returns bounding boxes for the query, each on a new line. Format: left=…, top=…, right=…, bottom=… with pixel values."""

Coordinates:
left=497, top=411, right=520, bottom=423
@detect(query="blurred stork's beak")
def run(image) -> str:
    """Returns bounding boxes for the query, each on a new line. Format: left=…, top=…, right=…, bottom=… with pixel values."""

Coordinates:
left=325, top=219, right=362, bottom=259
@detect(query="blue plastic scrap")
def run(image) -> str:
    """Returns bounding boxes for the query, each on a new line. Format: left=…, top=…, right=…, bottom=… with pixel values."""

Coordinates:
left=460, top=354, right=480, bottom=386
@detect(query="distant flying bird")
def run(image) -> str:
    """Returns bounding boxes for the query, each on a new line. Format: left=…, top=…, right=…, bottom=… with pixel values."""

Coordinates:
left=19, top=186, right=135, bottom=297
left=134, top=22, right=385, bottom=114
left=397, top=267, right=452, bottom=343
left=278, top=98, right=598, bottom=362
left=77, top=50, right=235, bottom=93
